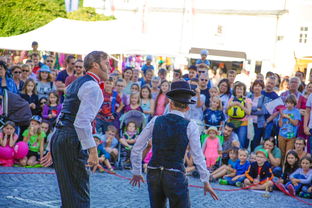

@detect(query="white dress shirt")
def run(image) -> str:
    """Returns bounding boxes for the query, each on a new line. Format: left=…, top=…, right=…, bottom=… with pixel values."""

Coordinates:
left=131, top=110, right=210, bottom=183
left=74, top=79, right=103, bottom=150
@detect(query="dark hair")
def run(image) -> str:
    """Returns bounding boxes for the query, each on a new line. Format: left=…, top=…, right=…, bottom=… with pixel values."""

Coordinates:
left=122, top=67, right=133, bottom=79
left=38, top=71, right=53, bottom=82
left=233, top=81, right=247, bottom=97
left=284, top=150, right=299, bottom=176
left=227, top=70, right=236, bottom=75
left=66, top=55, right=75, bottom=64
left=0, top=60, right=8, bottom=71
left=75, top=59, right=83, bottom=64
left=280, top=78, right=289, bottom=89
left=229, top=147, right=239, bottom=154
left=225, top=122, right=235, bottom=129
left=84, top=51, right=108, bottom=71
left=172, top=100, right=188, bottom=109
left=218, top=78, right=231, bottom=95
left=188, top=65, right=197, bottom=71
left=285, top=94, right=297, bottom=106
left=11, top=65, right=22, bottom=72
left=30, top=53, right=40, bottom=59
left=265, top=71, right=275, bottom=79
left=300, top=156, right=312, bottom=166
left=140, top=85, right=152, bottom=99
left=264, top=137, right=276, bottom=146
left=32, top=41, right=38, bottom=46
left=41, top=120, right=51, bottom=135
left=252, top=79, right=265, bottom=90
left=295, top=137, right=306, bottom=146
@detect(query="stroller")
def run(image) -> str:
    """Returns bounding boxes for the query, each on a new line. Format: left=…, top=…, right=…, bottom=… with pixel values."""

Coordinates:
left=0, top=89, right=32, bottom=134
left=115, top=110, right=147, bottom=170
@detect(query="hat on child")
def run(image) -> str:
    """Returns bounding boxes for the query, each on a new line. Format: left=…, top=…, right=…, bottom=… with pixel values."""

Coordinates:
left=146, top=55, right=153, bottom=61
left=30, top=115, right=42, bottom=124
left=38, top=65, right=51, bottom=73
left=166, top=80, right=196, bottom=104
left=200, top=49, right=208, bottom=56
left=256, top=149, right=269, bottom=158
left=207, top=126, right=219, bottom=135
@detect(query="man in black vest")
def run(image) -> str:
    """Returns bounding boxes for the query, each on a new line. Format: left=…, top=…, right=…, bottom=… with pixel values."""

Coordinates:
left=130, top=80, right=219, bottom=207
left=49, top=51, right=110, bottom=208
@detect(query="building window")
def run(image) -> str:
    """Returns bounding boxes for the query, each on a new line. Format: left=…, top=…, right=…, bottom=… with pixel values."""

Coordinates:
left=299, top=27, right=308, bottom=43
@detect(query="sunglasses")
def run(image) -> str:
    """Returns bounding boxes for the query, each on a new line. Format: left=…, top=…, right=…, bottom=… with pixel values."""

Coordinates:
left=22, top=70, right=29, bottom=72
left=14, top=71, right=22, bottom=74
left=75, top=66, right=83, bottom=69
left=40, top=101, right=47, bottom=105
left=117, top=85, right=125, bottom=87
left=200, top=79, right=208, bottom=82
left=199, top=71, right=206, bottom=73
left=46, top=60, right=53, bottom=63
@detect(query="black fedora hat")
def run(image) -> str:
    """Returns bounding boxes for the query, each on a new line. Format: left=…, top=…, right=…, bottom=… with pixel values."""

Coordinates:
left=166, top=81, right=196, bottom=104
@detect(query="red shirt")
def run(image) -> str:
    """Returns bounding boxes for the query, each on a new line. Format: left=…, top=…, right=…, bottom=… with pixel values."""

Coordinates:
left=97, top=91, right=121, bottom=121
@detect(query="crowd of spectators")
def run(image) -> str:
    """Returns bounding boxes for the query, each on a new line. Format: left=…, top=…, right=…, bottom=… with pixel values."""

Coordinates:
left=0, top=47, right=311, bottom=199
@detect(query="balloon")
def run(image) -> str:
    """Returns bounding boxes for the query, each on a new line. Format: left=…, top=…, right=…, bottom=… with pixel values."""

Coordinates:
left=0, top=146, right=14, bottom=159
left=14, top=141, right=29, bottom=159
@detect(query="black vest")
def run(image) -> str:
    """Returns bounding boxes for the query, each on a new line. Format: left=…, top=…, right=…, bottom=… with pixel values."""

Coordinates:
left=148, top=113, right=190, bottom=172
left=59, top=75, right=95, bottom=126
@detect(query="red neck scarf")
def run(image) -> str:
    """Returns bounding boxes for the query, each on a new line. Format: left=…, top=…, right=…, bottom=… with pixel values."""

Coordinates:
left=86, top=72, right=104, bottom=90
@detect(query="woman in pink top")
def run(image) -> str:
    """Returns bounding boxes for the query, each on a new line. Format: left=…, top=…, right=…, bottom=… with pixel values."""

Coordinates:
left=154, top=80, right=170, bottom=116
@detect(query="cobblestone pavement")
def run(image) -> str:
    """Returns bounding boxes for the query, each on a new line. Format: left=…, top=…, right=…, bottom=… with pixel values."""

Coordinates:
left=0, top=167, right=311, bottom=208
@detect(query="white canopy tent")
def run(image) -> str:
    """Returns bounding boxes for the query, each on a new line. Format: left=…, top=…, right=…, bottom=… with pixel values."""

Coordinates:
left=0, top=18, right=187, bottom=57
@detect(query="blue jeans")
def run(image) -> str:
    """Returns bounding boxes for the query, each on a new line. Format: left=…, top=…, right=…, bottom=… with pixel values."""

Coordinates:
left=251, top=124, right=264, bottom=152
left=308, top=129, right=312, bottom=154
left=95, top=118, right=112, bottom=135
left=234, top=125, right=248, bottom=149
left=285, top=174, right=306, bottom=193
left=147, top=169, right=190, bottom=208
left=272, top=166, right=282, bottom=178
left=224, top=176, right=246, bottom=185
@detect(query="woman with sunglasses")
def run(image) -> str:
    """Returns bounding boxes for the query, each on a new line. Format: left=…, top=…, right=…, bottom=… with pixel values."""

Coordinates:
left=0, top=60, right=18, bottom=96
left=11, top=65, right=24, bottom=92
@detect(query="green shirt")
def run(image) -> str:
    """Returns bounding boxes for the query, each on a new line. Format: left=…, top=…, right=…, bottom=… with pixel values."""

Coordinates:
left=23, top=129, right=46, bottom=152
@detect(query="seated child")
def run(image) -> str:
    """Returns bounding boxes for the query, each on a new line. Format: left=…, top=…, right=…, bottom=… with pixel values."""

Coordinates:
left=244, top=149, right=274, bottom=191
left=93, top=134, right=114, bottom=173
left=119, top=121, right=138, bottom=168
left=275, top=150, right=299, bottom=193
left=210, top=147, right=239, bottom=181
left=102, top=125, right=119, bottom=162
left=281, top=156, right=312, bottom=197
left=219, top=149, right=250, bottom=187
left=249, top=152, right=256, bottom=163
left=202, top=126, right=222, bottom=170
left=20, top=116, right=46, bottom=166
left=0, top=121, right=20, bottom=167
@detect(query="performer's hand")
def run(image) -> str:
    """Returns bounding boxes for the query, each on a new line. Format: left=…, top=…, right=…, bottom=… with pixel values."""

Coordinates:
left=86, top=147, right=99, bottom=172
left=204, top=182, right=219, bottom=200
left=130, top=175, right=145, bottom=188
left=40, top=152, right=53, bottom=167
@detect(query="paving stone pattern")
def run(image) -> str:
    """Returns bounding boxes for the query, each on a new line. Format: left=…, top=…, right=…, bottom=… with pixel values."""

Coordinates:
left=0, top=167, right=311, bottom=208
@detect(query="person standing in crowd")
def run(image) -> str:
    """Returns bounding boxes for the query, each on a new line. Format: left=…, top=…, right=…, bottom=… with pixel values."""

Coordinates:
left=21, top=64, right=35, bottom=82
left=295, top=71, right=306, bottom=93
left=0, top=60, right=18, bottom=95
left=130, top=80, right=218, bottom=207
left=140, top=69, right=153, bottom=87
left=304, top=87, right=312, bottom=153
left=280, top=76, right=303, bottom=103
left=11, top=65, right=24, bottom=92
left=262, top=76, right=279, bottom=139
left=49, top=51, right=109, bottom=207
left=141, top=55, right=154, bottom=75
left=122, top=67, right=133, bottom=95
left=20, top=79, right=39, bottom=116
left=199, top=73, right=211, bottom=108
left=183, top=65, right=197, bottom=82
left=36, top=65, right=56, bottom=99
left=158, top=68, right=168, bottom=82
left=154, top=80, right=170, bottom=116
left=248, top=80, right=270, bottom=151
left=218, top=78, right=231, bottom=112
left=31, top=53, right=43, bottom=74
left=55, top=55, right=75, bottom=102
left=289, top=137, right=311, bottom=160
left=65, top=59, right=85, bottom=87
left=150, top=76, right=160, bottom=100
left=297, top=83, right=312, bottom=140
left=278, top=95, right=301, bottom=160
left=279, top=78, right=290, bottom=95
left=226, top=82, right=252, bottom=149
left=172, top=69, right=183, bottom=82
left=227, top=70, right=236, bottom=91
left=44, top=55, right=55, bottom=70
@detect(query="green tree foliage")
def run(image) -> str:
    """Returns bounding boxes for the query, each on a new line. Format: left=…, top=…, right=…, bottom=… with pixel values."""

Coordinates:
left=0, top=0, right=115, bottom=37
left=0, top=0, right=66, bottom=37
left=67, top=7, right=115, bottom=21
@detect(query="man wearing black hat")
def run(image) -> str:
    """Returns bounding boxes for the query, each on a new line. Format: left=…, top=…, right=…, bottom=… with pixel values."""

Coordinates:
left=130, top=80, right=219, bottom=207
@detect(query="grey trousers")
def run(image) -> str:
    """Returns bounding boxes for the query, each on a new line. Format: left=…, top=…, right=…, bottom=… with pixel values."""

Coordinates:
left=51, top=126, right=90, bottom=208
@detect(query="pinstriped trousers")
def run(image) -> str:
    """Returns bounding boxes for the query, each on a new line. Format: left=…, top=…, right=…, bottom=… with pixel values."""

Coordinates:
left=51, top=126, right=90, bottom=208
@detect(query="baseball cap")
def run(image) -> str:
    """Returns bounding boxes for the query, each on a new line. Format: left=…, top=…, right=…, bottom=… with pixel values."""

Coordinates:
left=256, top=149, right=268, bottom=158
left=200, top=49, right=208, bottom=56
